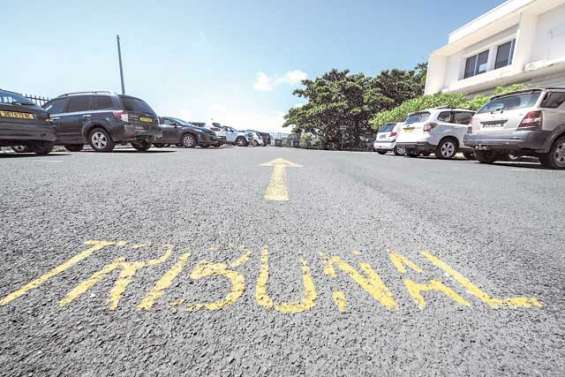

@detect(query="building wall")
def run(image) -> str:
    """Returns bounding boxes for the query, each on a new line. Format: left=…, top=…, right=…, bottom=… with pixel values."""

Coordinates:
left=531, top=3, right=565, bottom=61
left=426, top=0, right=565, bottom=95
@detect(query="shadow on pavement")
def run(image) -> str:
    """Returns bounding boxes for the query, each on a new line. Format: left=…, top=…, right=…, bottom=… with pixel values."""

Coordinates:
left=0, top=153, right=71, bottom=159
left=81, top=150, right=177, bottom=154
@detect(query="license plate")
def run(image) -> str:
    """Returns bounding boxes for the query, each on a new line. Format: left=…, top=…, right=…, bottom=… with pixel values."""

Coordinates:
left=481, top=121, right=506, bottom=128
left=403, top=128, right=414, bottom=133
left=0, top=111, right=34, bottom=120
left=139, top=116, right=153, bottom=123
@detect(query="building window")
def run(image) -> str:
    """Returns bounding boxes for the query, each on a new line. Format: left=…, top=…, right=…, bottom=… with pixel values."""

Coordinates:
left=464, top=50, right=489, bottom=79
left=495, top=39, right=515, bottom=69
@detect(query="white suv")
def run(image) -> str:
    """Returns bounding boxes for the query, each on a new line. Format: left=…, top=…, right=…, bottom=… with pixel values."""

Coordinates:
left=396, top=108, right=476, bottom=159
left=373, top=122, right=404, bottom=155
left=464, top=88, right=565, bottom=169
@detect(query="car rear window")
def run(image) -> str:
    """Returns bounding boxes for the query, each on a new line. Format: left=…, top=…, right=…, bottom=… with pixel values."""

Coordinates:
left=120, top=96, right=156, bottom=115
left=405, top=112, right=430, bottom=124
left=478, top=91, right=541, bottom=114
left=0, top=90, right=37, bottom=106
left=379, top=123, right=395, bottom=133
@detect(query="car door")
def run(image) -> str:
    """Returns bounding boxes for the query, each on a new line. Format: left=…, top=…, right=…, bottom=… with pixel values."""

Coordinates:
left=156, top=118, right=176, bottom=143
left=56, top=95, right=91, bottom=144
left=225, top=127, right=238, bottom=143
left=43, top=97, right=69, bottom=142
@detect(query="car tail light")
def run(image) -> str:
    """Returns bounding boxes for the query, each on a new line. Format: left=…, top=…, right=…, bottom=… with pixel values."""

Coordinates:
left=423, top=122, right=438, bottom=132
left=518, top=111, right=542, bottom=129
left=113, top=111, right=129, bottom=123
left=390, top=131, right=398, bottom=137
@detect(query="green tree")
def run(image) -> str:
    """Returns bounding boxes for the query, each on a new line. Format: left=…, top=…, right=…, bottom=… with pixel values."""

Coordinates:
left=283, top=64, right=426, bottom=149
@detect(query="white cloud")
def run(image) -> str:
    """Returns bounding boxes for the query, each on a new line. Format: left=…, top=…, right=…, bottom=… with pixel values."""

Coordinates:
left=253, top=70, right=308, bottom=92
left=207, top=104, right=287, bottom=133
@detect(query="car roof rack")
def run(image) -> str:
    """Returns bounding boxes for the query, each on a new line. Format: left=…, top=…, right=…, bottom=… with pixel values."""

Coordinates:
left=58, top=90, right=115, bottom=97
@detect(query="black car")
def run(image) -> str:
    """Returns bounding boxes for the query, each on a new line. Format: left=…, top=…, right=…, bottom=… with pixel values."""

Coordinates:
left=155, top=117, right=223, bottom=148
left=42, top=91, right=161, bottom=152
left=0, top=89, right=56, bottom=155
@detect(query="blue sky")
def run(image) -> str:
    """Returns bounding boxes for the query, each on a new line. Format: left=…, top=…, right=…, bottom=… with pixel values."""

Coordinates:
left=4, top=0, right=503, bottom=131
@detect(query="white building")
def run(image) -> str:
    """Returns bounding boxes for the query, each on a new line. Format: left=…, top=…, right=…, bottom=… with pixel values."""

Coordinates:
left=425, top=0, right=565, bottom=96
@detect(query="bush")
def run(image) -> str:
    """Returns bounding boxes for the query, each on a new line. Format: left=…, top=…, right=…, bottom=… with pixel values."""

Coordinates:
left=370, top=84, right=526, bottom=130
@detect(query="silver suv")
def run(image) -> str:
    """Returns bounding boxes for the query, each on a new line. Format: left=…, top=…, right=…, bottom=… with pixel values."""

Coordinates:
left=464, top=88, right=565, bottom=169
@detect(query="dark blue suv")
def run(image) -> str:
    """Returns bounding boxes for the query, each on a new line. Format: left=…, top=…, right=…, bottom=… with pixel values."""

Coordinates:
left=42, top=91, right=162, bottom=152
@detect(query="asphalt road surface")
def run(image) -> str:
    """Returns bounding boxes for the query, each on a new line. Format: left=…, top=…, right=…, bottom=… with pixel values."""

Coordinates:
left=1, top=146, right=563, bottom=377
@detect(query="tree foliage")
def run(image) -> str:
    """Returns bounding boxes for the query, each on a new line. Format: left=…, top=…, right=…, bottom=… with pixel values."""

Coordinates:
left=369, top=83, right=526, bottom=129
left=283, top=64, right=426, bottom=149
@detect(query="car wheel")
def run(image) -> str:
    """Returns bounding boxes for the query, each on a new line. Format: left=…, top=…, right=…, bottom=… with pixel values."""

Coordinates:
left=131, top=141, right=151, bottom=152
left=377, top=150, right=387, bottom=155
left=540, top=136, right=565, bottom=169
left=236, top=137, right=249, bottom=147
left=182, top=133, right=197, bottom=148
left=89, top=128, right=114, bottom=152
left=463, top=152, right=475, bottom=160
left=12, top=145, right=30, bottom=153
left=64, top=144, right=83, bottom=152
left=394, top=145, right=405, bottom=156
left=436, top=138, right=458, bottom=159
left=30, top=141, right=54, bottom=156
left=475, top=150, right=498, bottom=164
left=406, top=149, right=419, bottom=158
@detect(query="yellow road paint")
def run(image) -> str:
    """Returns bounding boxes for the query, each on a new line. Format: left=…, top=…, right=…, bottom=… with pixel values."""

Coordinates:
left=0, top=240, right=118, bottom=306
left=260, top=158, right=302, bottom=202
left=60, top=246, right=173, bottom=310
left=390, top=252, right=470, bottom=309
left=256, top=246, right=317, bottom=314
left=332, top=290, right=348, bottom=313
left=389, top=251, right=424, bottom=274
left=404, top=279, right=471, bottom=310
left=228, top=248, right=252, bottom=268
left=187, top=261, right=247, bottom=311
left=138, top=253, right=191, bottom=311
left=322, top=254, right=398, bottom=311
left=422, top=251, right=543, bottom=309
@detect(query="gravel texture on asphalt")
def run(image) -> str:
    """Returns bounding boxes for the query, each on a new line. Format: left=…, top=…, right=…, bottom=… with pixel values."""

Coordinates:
left=0, top=147, right=563, bottom=377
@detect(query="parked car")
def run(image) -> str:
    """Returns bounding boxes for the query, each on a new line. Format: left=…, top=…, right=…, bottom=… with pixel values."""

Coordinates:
left=250, top=131, right=271, bottom=146
left=396, top=108, right=476, bottom=159
left=156, top=117, right=223, bottom=148
left=464, top=88, right=565, bottom=169
left=215, top=125, right=252, bottom=146
left=42, top=91, right=161, bottom=152
left=244, top=130, right=265, bottom=146
left=373, top=122, right=404, bottom=155
left=0, top=89, right=56, bottom=155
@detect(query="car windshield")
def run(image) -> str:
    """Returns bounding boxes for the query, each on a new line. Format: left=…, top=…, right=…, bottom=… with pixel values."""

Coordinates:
left=120, top=96, right=156, bottom=115
left=405, top=112, right=430, bottom=124
left=379, top=123, right=395, bottom=133
left=478, top=91, right=542, bottom=114
left=0, top=89, right=37, bottom=106
left=170, top=118, right=192, bottom=126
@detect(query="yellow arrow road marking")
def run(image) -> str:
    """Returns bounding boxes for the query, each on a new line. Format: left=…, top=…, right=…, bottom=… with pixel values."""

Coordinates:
left=260, top=158, right=302, bottom=201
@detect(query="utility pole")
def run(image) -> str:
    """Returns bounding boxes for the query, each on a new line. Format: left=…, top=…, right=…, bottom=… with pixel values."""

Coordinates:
left=116, top=35, right=126, bottom=94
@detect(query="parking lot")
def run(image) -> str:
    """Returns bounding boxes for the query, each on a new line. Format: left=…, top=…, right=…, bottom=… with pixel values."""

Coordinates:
left=0, top=147, right=563, bottom=376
